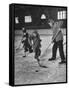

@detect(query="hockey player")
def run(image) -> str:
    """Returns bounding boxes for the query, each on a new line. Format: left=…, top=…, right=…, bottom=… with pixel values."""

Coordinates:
left=32, top=30, right=41, bottom=66
left=21, top=27, right=33, bottom=57
left=48, top=20, right=66, bottom=64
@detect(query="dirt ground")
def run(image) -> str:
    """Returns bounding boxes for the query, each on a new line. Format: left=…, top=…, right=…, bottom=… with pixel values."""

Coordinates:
left=14, top=35, right=66, bottom=85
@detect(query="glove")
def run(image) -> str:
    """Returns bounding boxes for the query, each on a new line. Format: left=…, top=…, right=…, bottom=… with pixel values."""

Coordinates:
left=21, top=40, right=24, bottom=43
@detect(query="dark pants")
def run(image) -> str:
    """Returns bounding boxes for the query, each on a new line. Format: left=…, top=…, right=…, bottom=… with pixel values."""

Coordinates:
left=52, top=40, right=65, bottom=61
left=35, top=48, right=41, bottom=59
left=24, top=40, right=33, bottom=53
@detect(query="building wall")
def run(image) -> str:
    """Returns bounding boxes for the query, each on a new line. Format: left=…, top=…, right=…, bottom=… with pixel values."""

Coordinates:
left=15, top=5, right=67, bottom=30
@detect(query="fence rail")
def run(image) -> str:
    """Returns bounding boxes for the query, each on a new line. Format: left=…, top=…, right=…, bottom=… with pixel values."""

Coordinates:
left=15, top=28, right=66, bottom=36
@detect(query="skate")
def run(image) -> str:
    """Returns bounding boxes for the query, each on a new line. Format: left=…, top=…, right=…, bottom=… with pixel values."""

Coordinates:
left=48, top=57, right=56, bottom=61
left=22, top=52, right=26, bottom=57
left=37, top=58, right=47, bottom=68
left=59, top=60, right=66, bottom=64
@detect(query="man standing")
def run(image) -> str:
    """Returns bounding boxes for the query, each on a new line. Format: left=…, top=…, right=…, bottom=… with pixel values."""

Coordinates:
left=48, top=20, right=66, bottom=64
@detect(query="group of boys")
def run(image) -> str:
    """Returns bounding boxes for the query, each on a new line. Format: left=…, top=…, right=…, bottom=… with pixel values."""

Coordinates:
left=21, top=19, right=66, bottom=66
left=21, top=27, right=41, bottom=65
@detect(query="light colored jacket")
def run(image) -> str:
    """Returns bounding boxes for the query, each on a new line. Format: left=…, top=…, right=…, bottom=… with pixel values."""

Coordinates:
left=52, top=24, right=63, bottom=42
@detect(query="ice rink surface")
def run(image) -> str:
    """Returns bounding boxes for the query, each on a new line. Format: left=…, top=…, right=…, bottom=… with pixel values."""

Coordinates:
left=14, top=33, right=66, bottom=85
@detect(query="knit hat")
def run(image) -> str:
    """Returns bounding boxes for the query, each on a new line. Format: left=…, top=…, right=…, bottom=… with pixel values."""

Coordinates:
left=22, top=27, right=26, bottom=32
left=48, top=19, right=54, bottom=24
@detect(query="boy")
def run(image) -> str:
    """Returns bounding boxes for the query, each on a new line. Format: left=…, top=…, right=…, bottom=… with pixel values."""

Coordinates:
left=48, top=19, right=66, bottom=64
left=21, top=27, right=33, bottom=57
left=32, top=30, right=41, bottom=66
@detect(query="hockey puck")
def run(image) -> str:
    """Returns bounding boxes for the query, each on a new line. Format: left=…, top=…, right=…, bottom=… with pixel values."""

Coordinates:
left=35, top=70, right=39, bottom=72
left=23, top=55, right=26, bottom=57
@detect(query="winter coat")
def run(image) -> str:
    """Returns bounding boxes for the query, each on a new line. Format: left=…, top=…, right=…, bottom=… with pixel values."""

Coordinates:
left=52, top=23, right=63, bottom=42
left=32, top=36, right=41, bottom=52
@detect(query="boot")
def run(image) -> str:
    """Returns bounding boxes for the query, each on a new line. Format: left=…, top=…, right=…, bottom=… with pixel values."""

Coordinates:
left=23, top=52, right=26, bottom=57
left=59, top=59, right=66, bottom=64
left=48, top=57, right=56, bottom=61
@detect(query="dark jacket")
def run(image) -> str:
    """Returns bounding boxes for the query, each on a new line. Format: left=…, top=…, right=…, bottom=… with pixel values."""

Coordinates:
left=32, top=32, right=41, bottom=52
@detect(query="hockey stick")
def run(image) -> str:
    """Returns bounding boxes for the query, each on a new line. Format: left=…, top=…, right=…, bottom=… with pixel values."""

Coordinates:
left=16, top=36, right=24, bottom=51
left=16, top=41, right=22, bottom=50
left=40, top=30, right=61, bottom=58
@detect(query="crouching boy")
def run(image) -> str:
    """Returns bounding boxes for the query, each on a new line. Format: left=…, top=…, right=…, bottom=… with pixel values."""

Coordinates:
left=32, top=31, right=41, bottom=66
left=22, top=27, right=33, bottom=57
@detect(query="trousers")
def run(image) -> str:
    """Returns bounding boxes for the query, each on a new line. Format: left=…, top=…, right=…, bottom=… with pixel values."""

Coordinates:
left=52, top=40, right=65, bottom=61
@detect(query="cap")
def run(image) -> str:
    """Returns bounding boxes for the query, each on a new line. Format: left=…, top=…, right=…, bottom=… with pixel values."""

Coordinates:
left=22, top=27, right=26, bottom=32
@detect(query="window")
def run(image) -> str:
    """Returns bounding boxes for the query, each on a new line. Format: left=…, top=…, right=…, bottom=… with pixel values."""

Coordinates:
left=41, top=14, right=46, bottom=19
left=62, top=11, right=66, bottom=19
left=57, top=11, right=66, bottom=20
left=15, top=17, right=19, bottom=24
left=24, top=16, right=32, bottom=23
